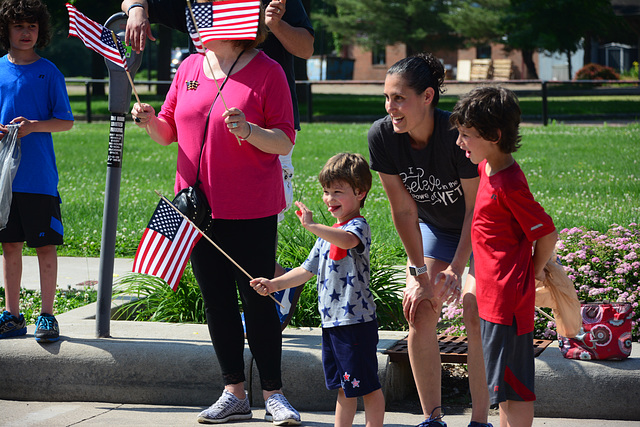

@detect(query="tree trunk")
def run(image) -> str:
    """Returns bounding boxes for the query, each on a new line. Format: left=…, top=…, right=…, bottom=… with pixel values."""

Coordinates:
left=294, top=0, right=312, bottom=104
left=522, top=49, right=538, bottom=80
left=91, top=53, right=106, bottom=96
left=566, top=50, right=573, bottom=80
left=156, top=26, right=173, bottom=97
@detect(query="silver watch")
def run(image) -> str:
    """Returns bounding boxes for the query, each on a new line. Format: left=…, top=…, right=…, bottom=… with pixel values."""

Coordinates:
left=408, top=264, right=427, bottom=276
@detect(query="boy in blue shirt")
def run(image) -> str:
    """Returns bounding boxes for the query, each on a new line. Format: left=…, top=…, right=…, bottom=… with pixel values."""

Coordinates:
left=0, top=0, right=74, bottom=342
left=451, top=87, right=557, bottom=427
left=251, top=152, right=385, bottom=427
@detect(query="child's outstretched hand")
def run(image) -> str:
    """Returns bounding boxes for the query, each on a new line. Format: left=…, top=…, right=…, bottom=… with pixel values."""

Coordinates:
left=250, top=277, right=276, bottom=296
left=294, top=201, right=316, bottom=228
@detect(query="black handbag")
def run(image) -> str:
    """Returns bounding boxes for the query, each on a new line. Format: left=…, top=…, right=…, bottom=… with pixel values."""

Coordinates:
left=172, top=184, right=212, bottom=231
left=170, top=50, right=244, bottom=233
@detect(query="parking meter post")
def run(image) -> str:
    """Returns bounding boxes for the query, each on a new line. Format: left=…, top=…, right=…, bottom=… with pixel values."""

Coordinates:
left=96, top=12, right=142, bottom=338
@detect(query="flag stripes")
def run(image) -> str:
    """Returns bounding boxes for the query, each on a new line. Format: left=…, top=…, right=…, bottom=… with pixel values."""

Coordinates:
left=186, top=0, right=260, bottom=53
left=133, top=199, right=202, bottom=291
left=66, top=3, right=129, bottom=71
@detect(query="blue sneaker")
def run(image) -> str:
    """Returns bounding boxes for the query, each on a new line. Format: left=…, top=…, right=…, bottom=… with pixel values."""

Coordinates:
left=417, top=406, right=446, bottom=427
left=35, top=313, right=60, bottom=343
left=0, top=311, right=27, bottom=339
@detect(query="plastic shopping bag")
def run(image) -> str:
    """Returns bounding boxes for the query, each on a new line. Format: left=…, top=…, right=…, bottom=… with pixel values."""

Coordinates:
left=0, top=124, right=21, bottom=230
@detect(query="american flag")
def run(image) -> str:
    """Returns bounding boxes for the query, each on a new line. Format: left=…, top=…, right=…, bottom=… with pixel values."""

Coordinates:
left=66, top=3, right=129, bottom=71
left=133, top=199, right=202, bottom=291
left=186, top=0, right=261, bottom=53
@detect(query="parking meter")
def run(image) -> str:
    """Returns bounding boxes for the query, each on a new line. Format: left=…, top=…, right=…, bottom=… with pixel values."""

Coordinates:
left=96, top=12, right=142, bottom=338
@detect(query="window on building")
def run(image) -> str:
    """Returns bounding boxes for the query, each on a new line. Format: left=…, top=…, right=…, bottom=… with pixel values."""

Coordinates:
left=372, top=47, right=386, bottom=66
left=477, top=45, right=491, bottom=59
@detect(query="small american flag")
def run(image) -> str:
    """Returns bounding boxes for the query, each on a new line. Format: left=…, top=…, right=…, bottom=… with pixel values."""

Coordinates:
left=186, top=0, right=261, bottom=53
left=66, top=3, right=129, bottom=71
left=133, top=199, right=202, bottom=291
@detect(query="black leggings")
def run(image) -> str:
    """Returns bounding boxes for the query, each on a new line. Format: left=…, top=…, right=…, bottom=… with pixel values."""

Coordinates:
left=190, top=215, right=282, bottom=391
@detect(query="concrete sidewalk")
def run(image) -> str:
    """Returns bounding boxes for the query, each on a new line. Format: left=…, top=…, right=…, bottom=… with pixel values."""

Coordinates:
left=1, top=257, right=639, bottom=424
left=2, top=400, right=638, bottom=427
left=0, top=256, right=134, bottom=291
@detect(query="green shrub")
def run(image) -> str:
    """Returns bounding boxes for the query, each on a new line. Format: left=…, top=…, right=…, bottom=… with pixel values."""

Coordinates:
left=575, top=63, right=620, bottom=81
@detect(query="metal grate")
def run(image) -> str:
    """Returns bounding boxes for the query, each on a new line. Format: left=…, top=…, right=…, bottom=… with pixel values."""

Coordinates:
left=383, top=334, right=553, bottom=364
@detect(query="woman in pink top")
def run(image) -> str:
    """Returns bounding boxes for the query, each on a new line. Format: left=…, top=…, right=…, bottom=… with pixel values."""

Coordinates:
left=131, top=4, right=300, bottom=424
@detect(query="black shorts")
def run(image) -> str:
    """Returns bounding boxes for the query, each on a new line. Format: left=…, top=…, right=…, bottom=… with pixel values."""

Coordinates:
left=0, top=192, right=63, bottom=247
left=481, top=317, right=536, bottom=406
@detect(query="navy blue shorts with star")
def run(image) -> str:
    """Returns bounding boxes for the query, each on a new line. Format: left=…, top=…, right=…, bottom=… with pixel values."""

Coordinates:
left=322, top=320, right=381, bottom=398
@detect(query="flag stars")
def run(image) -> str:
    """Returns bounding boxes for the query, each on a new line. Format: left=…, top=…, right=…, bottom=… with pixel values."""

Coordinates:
left=329, top=289, right=341, bottom=302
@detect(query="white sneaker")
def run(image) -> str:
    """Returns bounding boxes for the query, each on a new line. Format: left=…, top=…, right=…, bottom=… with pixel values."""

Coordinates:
left=197, top=390, right=252, bottom=424
left=264, top=393, right=301, bottom=425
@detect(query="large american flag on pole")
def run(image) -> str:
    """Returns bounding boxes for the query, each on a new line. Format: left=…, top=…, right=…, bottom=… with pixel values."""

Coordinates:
left=186, top=0, right=261, bottom=53
left=66, top=3, right=129, bottom=71
left=133, top=199, right=202, bottom=291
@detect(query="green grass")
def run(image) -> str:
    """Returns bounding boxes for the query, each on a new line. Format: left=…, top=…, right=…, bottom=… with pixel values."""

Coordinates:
left=7, top=120, right=639, bottom=329
left=42, top=121, right=640, bottom=261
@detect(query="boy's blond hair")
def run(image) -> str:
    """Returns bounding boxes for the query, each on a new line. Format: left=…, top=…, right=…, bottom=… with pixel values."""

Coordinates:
left=318, top=153, right=372, bottom=208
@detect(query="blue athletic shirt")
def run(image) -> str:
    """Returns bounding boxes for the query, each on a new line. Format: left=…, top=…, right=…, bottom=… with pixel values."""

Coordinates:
left=0, top=56, right=74, bottom=196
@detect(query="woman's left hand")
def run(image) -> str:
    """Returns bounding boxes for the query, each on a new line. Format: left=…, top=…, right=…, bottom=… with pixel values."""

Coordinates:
left=222, top=108, right=252, bottom=140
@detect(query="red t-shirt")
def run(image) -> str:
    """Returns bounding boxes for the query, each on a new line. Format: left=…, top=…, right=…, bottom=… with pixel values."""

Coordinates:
left=472, top=159, right=555, bottom=335
left=159, top=51, right=294, bottom=219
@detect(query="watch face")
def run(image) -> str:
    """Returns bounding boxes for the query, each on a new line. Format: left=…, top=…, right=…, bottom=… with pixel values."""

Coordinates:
left=409, top=265, right=426, bottom=276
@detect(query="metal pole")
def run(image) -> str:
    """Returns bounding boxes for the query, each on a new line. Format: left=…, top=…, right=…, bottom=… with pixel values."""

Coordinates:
left=85, top=82, right=92, bottom=124
left=96, top=12, right=141, bottom=338
left=542, top=81, right=548, bottom=126
left=96, top=114, right=125, bottom=337
left=306, top=82, right=313, bottom=123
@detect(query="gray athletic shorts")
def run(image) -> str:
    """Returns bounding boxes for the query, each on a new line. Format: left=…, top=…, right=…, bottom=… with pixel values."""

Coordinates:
left=481, top=317, right=536, bottom=406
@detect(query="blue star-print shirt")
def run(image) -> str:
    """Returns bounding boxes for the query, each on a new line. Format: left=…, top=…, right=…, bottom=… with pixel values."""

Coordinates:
left=302, top=216, right=377, bottom=328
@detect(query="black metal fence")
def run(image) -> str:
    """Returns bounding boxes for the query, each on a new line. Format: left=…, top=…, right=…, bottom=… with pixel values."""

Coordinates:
left=66, top=78, right=640, bottom=125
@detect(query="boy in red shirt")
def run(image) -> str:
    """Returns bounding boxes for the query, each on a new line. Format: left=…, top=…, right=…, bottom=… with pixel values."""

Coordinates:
left=450, top=87, right=557, bottom=427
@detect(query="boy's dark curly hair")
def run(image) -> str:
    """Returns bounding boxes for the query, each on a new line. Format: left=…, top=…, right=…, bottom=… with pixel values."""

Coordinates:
left=387, top=52, right=446, bottom=107
left=450, top=86, right=522, bottom=154
left=0, top=0, right=51, bottom=51
left=318, top=152, right=372, bottom=208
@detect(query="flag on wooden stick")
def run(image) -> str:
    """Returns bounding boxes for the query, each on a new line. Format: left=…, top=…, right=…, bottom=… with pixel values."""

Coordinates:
left=133, top=198, right=202, bottom=291
left=66, top=3, right=129, bottom=71
left=186, top=0, right=261, bottom=52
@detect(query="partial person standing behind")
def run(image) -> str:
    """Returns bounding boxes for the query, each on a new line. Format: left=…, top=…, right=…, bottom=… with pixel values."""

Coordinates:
left=0, top=0, right=74, bottom=343
left=368, top=53, right=491, bottom=427
left=451, top=86, right=557, bottom=427
left=251, top=153, right=384, bottom=427
left=130, top=5, right=300, bottom=425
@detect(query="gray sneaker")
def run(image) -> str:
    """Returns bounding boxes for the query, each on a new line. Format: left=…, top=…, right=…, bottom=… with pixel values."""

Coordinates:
left=264, top=393, right=301, bottom=425
left=197, top=390, right=252, bottom=424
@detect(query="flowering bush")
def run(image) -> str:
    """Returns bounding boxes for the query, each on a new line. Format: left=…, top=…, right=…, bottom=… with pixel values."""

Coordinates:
left=551, top=223, right=639, bottom=340
left=574, top=63, right=620, bottom=81
left=439, top=223, right=639, bottom=342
